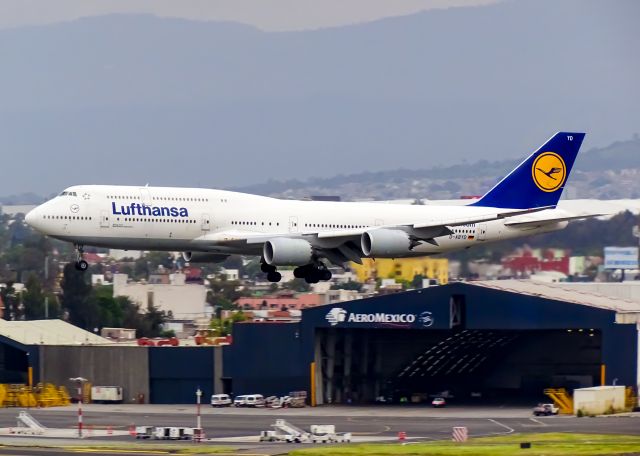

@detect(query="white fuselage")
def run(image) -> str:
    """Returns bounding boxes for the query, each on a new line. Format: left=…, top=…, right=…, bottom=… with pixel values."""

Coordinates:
left=25, top=185, right=567, bottom=258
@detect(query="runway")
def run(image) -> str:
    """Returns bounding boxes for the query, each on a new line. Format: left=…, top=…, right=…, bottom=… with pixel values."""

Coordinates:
left=0, top=405, right=638, bottom=455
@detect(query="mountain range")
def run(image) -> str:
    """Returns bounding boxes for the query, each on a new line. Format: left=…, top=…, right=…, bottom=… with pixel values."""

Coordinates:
left=0, top=0, right=638, bottom=196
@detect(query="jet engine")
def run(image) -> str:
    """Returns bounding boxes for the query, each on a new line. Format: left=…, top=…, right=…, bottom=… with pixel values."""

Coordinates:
left=263, top=238, right=313, bottom=266
left=361, top=229, right=412, bottom=257
left=182, top=252, right=229, bottom=263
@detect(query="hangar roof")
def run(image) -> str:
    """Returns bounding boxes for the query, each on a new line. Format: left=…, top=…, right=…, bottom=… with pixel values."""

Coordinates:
left=0, top=319, right=110, bottom=346
left=471, top=280, right=640, bottom=313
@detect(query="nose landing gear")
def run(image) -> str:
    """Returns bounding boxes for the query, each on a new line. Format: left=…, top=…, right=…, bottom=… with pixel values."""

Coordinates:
left=74, top=245, right=89, bottom=272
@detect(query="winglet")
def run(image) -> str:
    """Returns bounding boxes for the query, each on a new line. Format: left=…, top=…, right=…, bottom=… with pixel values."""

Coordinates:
left=471, top=132, right=585, bottom=209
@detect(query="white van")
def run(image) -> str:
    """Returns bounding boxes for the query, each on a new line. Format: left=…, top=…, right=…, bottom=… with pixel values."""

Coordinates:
left=210, top=394, right=232, bottom=407
left=234, top=394, right=265, bottom=407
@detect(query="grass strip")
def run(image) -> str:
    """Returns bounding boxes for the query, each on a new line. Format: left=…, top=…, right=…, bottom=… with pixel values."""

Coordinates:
left=289, top=433, right=640, bottom=456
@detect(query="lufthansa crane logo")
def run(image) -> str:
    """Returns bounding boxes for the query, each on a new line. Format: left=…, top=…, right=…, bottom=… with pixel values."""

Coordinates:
left=532, top=152, right=566, bottom=192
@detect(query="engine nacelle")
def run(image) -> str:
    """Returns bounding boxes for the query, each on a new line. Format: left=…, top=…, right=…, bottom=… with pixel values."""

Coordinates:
left=182, top=252, right=229, bottom=263
left=263, top=238, right=313, bottom=266
left=361, top=229, right=412, bottom=257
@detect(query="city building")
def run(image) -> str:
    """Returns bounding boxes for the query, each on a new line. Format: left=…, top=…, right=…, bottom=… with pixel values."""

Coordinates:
left=351, top=258, right=448, bottom=284
left=113, top=273, right=209, bottom=320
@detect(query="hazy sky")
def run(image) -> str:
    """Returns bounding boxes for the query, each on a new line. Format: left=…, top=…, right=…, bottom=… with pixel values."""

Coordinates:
left=0, top=0, right=499, bottom=31
left=0, top=0, right=636, bottom=197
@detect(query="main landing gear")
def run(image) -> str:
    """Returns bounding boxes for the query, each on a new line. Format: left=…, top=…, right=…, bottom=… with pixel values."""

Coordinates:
left=74, top=244, right=89, bottom=272
left=294, top=264, right=332, bottom=284
left=261, top=262, right=332, bottom=284
left=261, top=262, right=282, bottom=283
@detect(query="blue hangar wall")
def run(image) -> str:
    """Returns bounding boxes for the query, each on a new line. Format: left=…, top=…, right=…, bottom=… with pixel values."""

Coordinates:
left=224, top=283, right=638, bottom=396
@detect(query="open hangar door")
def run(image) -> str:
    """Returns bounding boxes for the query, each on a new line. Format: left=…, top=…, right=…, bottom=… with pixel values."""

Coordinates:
left=313, top=327, right=602, bottom=405
left=304, top=282, right=636, bottom=405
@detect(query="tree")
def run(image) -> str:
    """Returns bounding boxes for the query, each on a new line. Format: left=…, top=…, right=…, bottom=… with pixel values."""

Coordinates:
left=60, top=262, right=97, bottom=329
left=0, top=282, right=19, bottom=320
left=143, top=302, right=168, bottom=337
left=210, top=311, right=247, bottom=336
left=91, top=285, right=124, bottom=328
left=330, top=281, right=362, bottom=292
left=282, top=278, right=310, bottom=292
left=22, top=274, right=45, bottom=319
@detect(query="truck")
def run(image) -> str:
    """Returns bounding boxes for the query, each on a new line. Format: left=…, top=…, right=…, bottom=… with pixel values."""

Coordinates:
left=533, top=403, right=559, bottom=416
left=310, top=425, right=352, bottom=443
left=91, top=386, right=123, bottom=403
left=259, top=420, right=310, bottom=443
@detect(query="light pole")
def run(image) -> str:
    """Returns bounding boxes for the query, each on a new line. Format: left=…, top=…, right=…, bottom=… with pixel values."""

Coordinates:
left=69, top=377, right=87, bottom=438
left=196, top=388, right=202, bottom=431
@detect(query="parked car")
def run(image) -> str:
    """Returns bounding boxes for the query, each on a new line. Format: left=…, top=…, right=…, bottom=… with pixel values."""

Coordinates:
left=211, top=394, right=232, bottom=407
left=234, top=394, right=265, bottom=407
left=431, top=397, right=446, bottom=408
left=533, top=403, right=559, bottom=416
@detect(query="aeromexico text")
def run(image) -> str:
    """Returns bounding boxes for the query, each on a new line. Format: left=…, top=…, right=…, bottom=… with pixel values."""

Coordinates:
left=112, top=202, right=189, bottom=217
left=348, top=313, right=416, bottom=323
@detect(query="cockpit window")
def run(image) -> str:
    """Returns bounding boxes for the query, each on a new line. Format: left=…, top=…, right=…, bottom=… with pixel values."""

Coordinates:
left=58, top=191, right=78, bottom=197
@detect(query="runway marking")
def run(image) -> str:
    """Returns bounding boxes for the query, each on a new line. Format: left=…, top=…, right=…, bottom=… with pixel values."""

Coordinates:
left=527, top=417, right=548, bottom=427
left=344, top=417, right=391, bottom=435
left=488, top=419, right=515, bottom=435
left=351, top=425, right=391, bottom=435
left=70, top=450, right=168, bottom=454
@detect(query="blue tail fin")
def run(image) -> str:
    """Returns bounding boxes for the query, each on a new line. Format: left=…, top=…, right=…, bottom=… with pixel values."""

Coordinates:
left=471, top=132, right=585, bottom=209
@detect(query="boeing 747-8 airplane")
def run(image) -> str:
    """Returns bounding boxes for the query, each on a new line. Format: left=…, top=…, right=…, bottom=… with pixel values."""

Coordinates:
left=26, top=132, right=594, bottom=283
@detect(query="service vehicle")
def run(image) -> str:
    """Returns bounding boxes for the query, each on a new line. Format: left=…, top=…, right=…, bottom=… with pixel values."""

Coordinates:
left=210, top=394, right=232, bottom=407
left=234, top=394, right=265, bottom=407
left=431, top=397, right=447, bottom=408
left=533, top=403, right=559, bottom=416
left=134, top=426, right=154, bottom=439
left=310, top=425, right=352, bottom=443
left=91, top=386, right=123, bottom=403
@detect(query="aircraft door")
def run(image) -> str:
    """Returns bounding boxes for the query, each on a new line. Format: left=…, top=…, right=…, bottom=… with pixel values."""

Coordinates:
left=289, top=216, right=298, bottom=233
left=139, top=188, right=152, bottom=207
left=201, top=213, right=211, bottom=232
left=100, top=211, right=110, bottom=228
left=477, top=223, right=487, bottom=241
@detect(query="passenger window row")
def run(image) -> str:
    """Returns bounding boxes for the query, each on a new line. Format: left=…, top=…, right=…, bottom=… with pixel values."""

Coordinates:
left=107, top=195, right=209, bottom=202
left=231, top=221, right=280, bottom=226
left=117, top=218, right=196, bottom=224
left=304, top=223, right=365, bottom=229
left=43, top=215, right=92, bottom=220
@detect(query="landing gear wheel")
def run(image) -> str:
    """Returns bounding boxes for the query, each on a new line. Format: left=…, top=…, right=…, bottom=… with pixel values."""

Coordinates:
left=320, top=269, right=332, bottom=281
left=267, top=271, right=282, bottom=283
left=261, top=262, right=276, bottom=273
left=73, top=244, right=88, bottom=272
left=304, top=270, right=320, bottom=284
left=293, top=266, right=307, bottom=279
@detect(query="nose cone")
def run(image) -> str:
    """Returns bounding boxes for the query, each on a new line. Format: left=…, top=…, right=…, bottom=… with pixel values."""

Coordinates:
left=25, top=207, right=40, bottom=230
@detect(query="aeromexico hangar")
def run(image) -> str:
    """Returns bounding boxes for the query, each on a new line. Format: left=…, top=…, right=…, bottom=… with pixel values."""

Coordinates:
left=226, top=281, right=640, bottom=405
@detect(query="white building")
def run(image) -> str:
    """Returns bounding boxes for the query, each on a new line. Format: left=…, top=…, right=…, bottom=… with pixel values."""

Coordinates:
left=113, top=273, right=209, bottom=320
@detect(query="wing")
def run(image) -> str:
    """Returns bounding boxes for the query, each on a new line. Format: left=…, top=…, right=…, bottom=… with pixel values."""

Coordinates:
left=504, top=209, right=605, bottom=227
left=188, top=206, right=558, bottom=266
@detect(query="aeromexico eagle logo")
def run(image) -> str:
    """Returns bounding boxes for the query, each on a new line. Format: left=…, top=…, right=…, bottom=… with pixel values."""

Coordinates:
left=111, top=202, right=189, bottom=217
left=325, top=307, right=434, bottom=328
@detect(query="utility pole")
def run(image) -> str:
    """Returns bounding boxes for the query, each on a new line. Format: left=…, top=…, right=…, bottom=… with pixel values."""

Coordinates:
left=196, top=388, right=202, bottom=430
left=44, top=255, right=49, bottom=319
left=195, top=387, right=203, bottom=442
left=70, top=377, right=87, bottom=438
